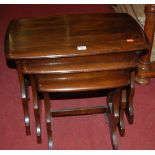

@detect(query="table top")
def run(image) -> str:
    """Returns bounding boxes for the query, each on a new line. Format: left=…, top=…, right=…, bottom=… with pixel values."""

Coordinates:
left=5, top=13, right=149, bottom=59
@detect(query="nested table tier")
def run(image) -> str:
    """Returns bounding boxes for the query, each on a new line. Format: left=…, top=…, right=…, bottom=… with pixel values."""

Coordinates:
left=18, top=52, right=139, bottom=74
left=36, top=70, right=130, bottom=92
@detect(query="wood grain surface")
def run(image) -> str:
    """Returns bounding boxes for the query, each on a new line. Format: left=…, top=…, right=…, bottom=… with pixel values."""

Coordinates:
left=5, top=13, right=149, bottom=59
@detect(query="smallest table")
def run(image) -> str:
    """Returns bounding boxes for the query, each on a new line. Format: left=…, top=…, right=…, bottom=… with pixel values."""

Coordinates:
left=4, top=13, right=149, bottom=149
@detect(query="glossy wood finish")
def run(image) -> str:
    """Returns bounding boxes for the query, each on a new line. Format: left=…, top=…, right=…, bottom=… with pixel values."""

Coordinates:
left=43, top=93, right=53, bottom=149
left=20, top=52, right=139, bottom=74
left=4, top=13, right=149, bottom=149
left=51, top=106, right=108, bottom=117
left=5, top=13, right=149, bottom=60
left=30, top=75, right=41, bottom=143
left=125, top=71, right=135, bottom=124
left=37, top=70, right=130, bottom=92
left=16, top=62, right=30, bottom=135
left=118, top=89, right=126, bottom=136
left=138, top=61, right=155, bottom=77
left=42, top=88, right=123, bottom=150
left=107, top=88, right=121, bottom=149
left=36, top=69, right=132, bottom=150
left=136, top=4, right=155, bottom=84
left=118, top=71, right=135, bottom=136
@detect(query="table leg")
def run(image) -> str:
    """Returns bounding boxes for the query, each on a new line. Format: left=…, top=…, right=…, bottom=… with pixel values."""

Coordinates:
left=107, top=88, right=121, bottom=150
left=17, top=67, right=30, bottom=135
left=43, top=92, right=53, bottom=149
left=125, top=71, right=135, bottom=124
left=30, top=75, right=42, bottom=143
left=118, top=88, right=126, bottom=136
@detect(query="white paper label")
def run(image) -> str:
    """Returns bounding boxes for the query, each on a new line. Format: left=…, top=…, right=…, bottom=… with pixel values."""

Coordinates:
left=77, top=45, right=87, bottom=51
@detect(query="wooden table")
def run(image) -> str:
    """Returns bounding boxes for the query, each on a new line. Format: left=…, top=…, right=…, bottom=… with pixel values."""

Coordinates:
left=4, top=13, right=149, bottom=149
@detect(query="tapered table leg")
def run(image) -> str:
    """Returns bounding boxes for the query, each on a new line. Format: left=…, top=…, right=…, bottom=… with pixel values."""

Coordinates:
left=107, top=88, right=121, bottom=150
left=118, top=89, right=126, bottom=136
left=43, top=92, right=53, bottom=149
left=30, top=75, right=42, bottom=143
left=17, top=65, right=30, bottom=135
left=125, top=72, right=135, bottom=124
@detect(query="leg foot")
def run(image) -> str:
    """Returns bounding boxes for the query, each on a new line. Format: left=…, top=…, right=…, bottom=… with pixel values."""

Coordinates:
left=109, top=114, right=118, bottom=150
left=22, top=98, right=30, bottom=135
left=47, top=123, right=53, bottom=149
